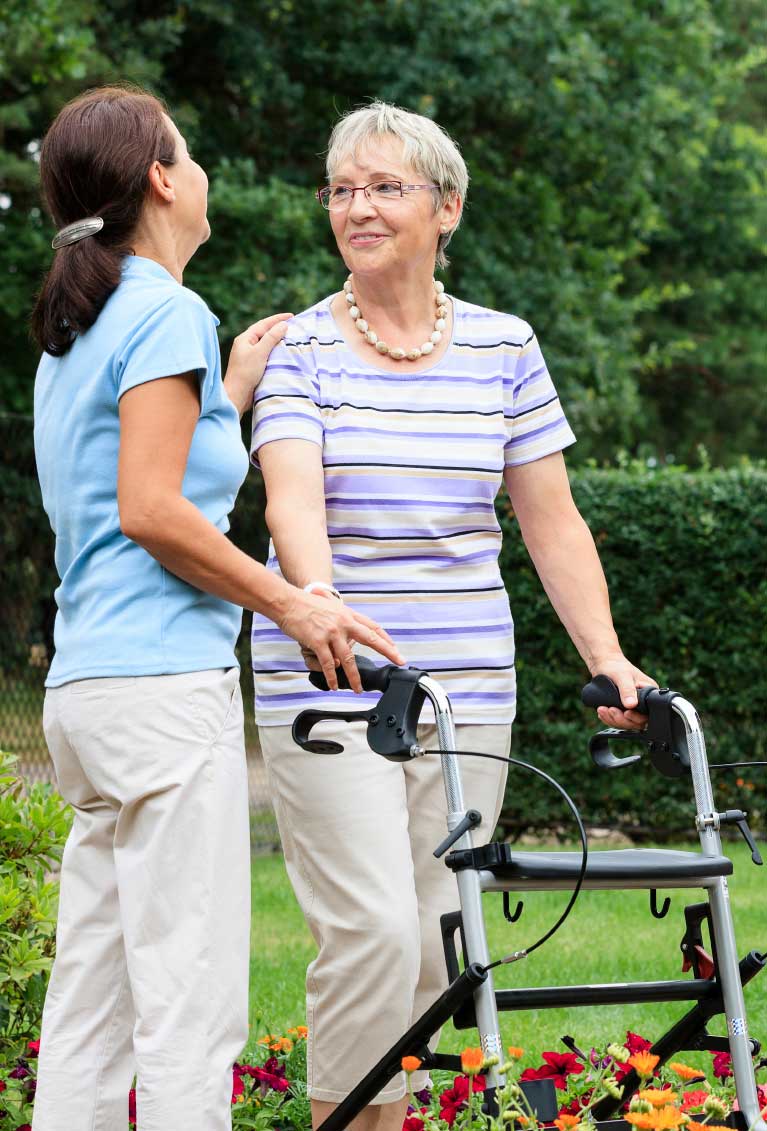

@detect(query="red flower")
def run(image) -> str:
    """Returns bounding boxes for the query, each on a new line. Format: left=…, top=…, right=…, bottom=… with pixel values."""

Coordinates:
left=231, top=1070, right=245, bottom=1104
left=438, top=1074, right=486, bottom=1124
left=26, top=1041, right=40, bottom=1058
left=403, top=1111, right=428, bottom=1130
left=625, top=1032, right=653, bottom=1055
left=0, top=1080, right=5, bottom=1093
left=681, top=1090, right=710, bottom=1112
left=240, top=1062, right=290, bottom=1093
left=129, top=1088, right=136, bottom=1123
left=16, top=1126, right=32, bottom=1131
left=712, top=1053, right=733, bottom=1080
left=520, top=1052, right=583, bottom=1090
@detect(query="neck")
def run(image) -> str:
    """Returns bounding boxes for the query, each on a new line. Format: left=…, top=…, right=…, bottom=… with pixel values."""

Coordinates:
left=350, top=264, right=438, bottom=333
left=130, top=216, right=190, bottom=284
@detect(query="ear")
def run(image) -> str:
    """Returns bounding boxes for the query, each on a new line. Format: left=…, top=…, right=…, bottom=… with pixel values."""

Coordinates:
left=437, top=192, right=462, bottom=235
left=146, top=159, right=176, bottom=205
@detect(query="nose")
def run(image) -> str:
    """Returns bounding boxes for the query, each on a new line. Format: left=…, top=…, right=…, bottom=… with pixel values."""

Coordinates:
left=347, top=187, right=377, bottom=222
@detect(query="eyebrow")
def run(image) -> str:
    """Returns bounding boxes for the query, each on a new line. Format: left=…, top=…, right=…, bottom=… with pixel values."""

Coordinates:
left=331, top=170, right=407, bottom=184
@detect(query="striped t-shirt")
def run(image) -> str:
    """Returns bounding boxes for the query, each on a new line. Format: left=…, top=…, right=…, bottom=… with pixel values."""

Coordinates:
left=250, top=294, right=575, bottom=726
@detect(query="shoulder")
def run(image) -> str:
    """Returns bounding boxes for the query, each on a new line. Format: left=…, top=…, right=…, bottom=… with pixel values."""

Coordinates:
left=452, top=297, right=536, bottom=350
left=281, top=296, right=338, bottom=350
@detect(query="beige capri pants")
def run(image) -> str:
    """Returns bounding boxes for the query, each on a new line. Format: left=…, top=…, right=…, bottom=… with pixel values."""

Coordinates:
left=33, top=667, right=250, bottom=1131
left=259, top=717, right=510, bottom=1105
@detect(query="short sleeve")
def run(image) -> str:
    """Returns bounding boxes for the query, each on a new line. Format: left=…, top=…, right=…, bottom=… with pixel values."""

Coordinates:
left=250, top=336, right=324, bottom=467
left=116, top=291, right=219, bottom=408
left=504, top=329, right=576, bottom=467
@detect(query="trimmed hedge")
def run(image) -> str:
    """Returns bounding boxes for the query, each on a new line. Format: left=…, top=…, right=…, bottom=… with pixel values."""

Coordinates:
left=498, top=462, right=767, bottom=837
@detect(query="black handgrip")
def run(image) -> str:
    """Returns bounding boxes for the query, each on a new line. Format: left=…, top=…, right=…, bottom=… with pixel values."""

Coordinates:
left=308, top=655, right=397, bottom=694
left=581, top=674, right=651, bottom=713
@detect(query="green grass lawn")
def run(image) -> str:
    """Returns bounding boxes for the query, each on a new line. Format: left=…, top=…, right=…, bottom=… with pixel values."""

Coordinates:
left=248, top=842, right=766, bottom=1066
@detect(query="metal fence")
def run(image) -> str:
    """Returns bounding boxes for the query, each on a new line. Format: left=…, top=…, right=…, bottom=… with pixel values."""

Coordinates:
left=0, top=412, right=279, bottom=851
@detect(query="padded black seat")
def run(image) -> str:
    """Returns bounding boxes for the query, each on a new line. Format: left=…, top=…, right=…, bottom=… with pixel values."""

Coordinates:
left=447, top=844, right=733, bottom=891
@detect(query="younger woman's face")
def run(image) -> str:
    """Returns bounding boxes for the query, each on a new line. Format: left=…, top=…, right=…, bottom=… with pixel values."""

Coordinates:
left=163, top=115, right=210, bottom=246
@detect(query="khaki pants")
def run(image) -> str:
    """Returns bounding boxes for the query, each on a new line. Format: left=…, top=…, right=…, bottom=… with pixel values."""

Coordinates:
left=259, top=719, right=510, bottom=1105
left=33, top=668, right=250, bottom=1131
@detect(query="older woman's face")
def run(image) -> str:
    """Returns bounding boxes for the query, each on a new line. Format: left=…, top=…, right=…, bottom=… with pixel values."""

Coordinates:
left=327, top=135, right=445, bottom=279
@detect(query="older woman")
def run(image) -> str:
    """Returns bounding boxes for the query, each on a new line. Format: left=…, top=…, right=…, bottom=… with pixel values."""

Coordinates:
left=250, top=101, right=653, bottom=1131
left=31, top=87, right=403, bottom=1131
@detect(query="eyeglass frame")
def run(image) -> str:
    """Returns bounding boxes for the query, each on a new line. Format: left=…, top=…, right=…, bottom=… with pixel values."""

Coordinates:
left=316, top=180, right=441, bottom=211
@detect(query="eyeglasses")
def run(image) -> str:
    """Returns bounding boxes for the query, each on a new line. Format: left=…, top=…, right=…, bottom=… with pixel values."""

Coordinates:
left=316, top=180, right=439, bottom=211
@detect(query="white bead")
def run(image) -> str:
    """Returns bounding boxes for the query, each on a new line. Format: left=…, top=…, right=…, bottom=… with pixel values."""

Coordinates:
left=343, top=279, right=353, bottom=293
left=434, top=280, right=445, bottom=293
left=435, top=318, right=446, bottom=331
left=365, top=330, right=378, bottom=344
left=430, top=330, right=442, bottom=344
left=375, top=340, right=389, bottom=354
left=421, top=341, right=434, bottom=354
left=345, top=292, right=355, bottom=304
left=389, top=347, right=406, bottom=360
left=356, top=318, right=368, bottom=332
left=407, top=348, right=422, bottom=361
left=437, top=306, right=448, bottom=320
left=349, top=305, right=360, bottom=320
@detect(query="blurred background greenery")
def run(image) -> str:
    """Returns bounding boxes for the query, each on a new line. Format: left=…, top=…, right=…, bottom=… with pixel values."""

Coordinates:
left=1, top=0, right=765, bottom=462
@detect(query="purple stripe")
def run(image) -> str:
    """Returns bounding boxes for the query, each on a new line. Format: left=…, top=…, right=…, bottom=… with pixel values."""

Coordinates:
left=325, top=497, right=496, bottom=511
left=322, top=475, right=498, bottom=496
left=331, top=549, right=499, bottom=567
left=254, top=689, right=516, bottom=705
left=253, top=411, right=321, bottom=429
left=505, top=415, right=567, bottom=447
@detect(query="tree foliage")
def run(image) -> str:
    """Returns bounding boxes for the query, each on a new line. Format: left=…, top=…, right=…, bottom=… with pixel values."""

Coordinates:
left=1, top=0, right=764, bottom=460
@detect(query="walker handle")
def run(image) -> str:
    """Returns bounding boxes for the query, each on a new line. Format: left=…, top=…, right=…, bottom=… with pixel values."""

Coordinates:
left=581, top=675, right=653, bottom=714
left=308, top=655, right=398, bottom=694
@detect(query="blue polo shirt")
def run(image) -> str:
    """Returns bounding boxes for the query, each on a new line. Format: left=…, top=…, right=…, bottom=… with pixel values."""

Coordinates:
left=34, top=255, right=249, bottom=687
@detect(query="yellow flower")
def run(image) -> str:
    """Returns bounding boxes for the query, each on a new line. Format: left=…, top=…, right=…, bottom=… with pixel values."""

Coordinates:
left=648, top=1106, right=686, bottom=1130
left=401, top=1056, right=422, bottom=1073
left=461, top=1046, right=485, bottom=1075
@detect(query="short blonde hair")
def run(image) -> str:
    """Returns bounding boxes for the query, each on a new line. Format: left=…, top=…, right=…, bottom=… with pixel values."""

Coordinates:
left=325, top=100, right=469, bottom=270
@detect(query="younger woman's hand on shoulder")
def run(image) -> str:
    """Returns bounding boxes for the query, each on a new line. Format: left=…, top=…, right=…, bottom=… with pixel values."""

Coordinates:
left=224, top=311, right=293, bottom=417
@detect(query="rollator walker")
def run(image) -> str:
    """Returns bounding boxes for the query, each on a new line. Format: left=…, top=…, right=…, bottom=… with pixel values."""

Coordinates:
left=293, top=658, right=766, bottom=1131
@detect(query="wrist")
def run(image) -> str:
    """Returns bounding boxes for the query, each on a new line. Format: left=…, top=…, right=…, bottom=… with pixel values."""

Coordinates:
left=303, top=580, right=343, bottom=602
left=223, top=368, right=251, bottom=417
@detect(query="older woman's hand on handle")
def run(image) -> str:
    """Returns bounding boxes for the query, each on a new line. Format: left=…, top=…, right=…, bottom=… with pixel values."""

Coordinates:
left=277, top=589, right=405, bottom=694
left=588, top=653, right=657, bottom=732
left=223, top=311, right=293, bottom=417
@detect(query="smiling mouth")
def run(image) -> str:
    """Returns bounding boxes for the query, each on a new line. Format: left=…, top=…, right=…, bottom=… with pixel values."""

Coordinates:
left=349, top=233, right=387, bottom=244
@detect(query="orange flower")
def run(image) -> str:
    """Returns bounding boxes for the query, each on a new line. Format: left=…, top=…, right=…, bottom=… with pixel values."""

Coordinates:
left=554, top=1115, right=581, bottom=1131
left=625, top=1115, right=656, bottom=1131
left=639, top=1090, right=679, bottom=1108
left=288, top=1025, right=309, bottom=1039
left=669, top=1062, right=705, bottom=1082
left=629, top=1052, right=661, bottom=1078
left=687, top=1123, right=731, bottom=1131
left=647, top=1106, right=685, bottom=1130
left=401, top=1056, right=422, bottom=1073
left=460, top=1046, right=485, bottom=1075
left=507, top=1045, right=525, bottom=1059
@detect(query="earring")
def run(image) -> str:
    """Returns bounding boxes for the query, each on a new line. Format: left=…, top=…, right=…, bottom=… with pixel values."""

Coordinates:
left=440, top=225, right=449, bottom=234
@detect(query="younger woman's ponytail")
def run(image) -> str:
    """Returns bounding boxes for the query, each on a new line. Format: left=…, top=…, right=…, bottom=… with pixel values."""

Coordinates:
left=31, top=85, right=176, bottom=357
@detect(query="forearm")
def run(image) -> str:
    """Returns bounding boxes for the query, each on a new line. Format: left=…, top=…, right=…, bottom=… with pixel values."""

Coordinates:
left=265, top=498, right=333, bottom=590
left=521, top=508, right=623, bottom=673
left=122, top=493, right=294, bottom=621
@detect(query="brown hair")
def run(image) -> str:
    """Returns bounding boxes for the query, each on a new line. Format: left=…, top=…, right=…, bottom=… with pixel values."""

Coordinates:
left=31, top=85, right=177, bottom=356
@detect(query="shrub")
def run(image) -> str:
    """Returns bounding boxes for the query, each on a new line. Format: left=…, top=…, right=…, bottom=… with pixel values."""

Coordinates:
left=499, top=461, right=767, bottom=837
left=0, top=750, right=70, bottom=1057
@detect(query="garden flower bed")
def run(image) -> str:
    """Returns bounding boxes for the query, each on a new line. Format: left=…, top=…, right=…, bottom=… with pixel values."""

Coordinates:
left=2, top=1028, right=765, bottom=1130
